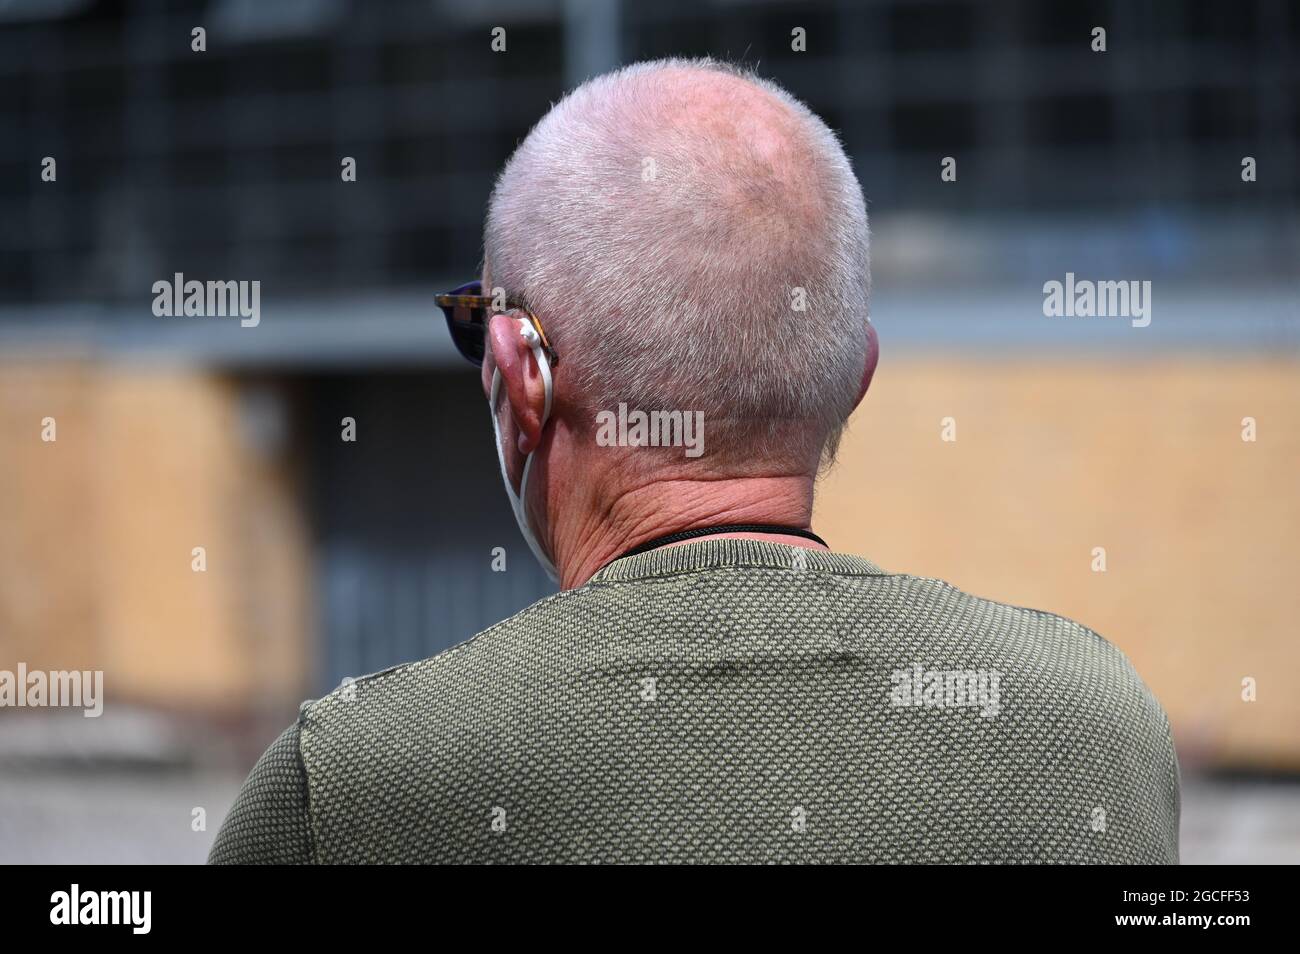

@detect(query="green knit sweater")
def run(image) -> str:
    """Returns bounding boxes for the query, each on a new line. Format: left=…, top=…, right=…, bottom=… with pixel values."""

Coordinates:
left=209, top=540, right=1180, bottom=864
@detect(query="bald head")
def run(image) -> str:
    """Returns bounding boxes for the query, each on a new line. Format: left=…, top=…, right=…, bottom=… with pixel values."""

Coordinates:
left=485, top=58, right=871, bottom=468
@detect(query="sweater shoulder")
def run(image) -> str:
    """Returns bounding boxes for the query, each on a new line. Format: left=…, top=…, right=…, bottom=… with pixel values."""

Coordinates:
left=208, top=720, right=314, bottom=864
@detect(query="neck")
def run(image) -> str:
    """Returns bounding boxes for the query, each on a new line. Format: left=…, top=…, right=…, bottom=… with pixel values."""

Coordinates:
left=554, top=472, right=823, bottom=589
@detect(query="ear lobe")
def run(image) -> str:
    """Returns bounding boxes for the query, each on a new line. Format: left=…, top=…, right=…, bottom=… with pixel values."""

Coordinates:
left=852, top=321, right=880, bottom=411
left=486, top=312, right=547, bottom=453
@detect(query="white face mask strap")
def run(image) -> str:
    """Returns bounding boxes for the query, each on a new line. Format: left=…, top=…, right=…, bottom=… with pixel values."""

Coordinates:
left=488, top=318, right=558, bottom=582
left=520, top=320, right=553, bottom=418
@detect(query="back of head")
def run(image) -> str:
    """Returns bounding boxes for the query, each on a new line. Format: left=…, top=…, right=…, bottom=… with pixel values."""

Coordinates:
left=486, top=58, right=870, bottom=470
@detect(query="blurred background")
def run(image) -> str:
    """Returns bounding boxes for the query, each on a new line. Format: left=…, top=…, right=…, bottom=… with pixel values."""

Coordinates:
left=0, top=0, right=1297, bottom=863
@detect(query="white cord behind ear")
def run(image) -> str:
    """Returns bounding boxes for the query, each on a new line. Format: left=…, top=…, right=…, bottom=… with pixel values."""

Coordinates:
left=485, top=316, right=559, bottom=583
left=517, top=318, right=553, bottom=420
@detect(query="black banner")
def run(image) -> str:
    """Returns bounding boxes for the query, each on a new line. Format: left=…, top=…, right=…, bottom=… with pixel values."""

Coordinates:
left=7, top=866, right=1283, bottom=941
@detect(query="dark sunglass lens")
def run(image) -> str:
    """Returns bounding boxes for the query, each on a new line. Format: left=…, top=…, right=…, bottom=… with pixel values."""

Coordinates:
left=449, top=305, right=486, bottom=364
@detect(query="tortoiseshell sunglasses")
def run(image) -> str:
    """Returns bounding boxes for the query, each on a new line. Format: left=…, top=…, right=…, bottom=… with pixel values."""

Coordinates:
left=435, top=281, right=560, bottom=368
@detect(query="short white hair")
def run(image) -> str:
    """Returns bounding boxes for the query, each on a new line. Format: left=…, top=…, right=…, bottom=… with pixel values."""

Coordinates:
left=485, top=57, right=870, bottom=467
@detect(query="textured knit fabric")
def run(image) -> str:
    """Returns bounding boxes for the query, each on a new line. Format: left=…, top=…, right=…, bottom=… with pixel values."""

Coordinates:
left=209, top=723, right=314, bottom=864
left=208, top=540, right=1180, bottom=864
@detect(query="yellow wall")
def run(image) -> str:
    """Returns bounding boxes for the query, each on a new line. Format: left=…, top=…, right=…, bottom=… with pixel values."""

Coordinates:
left=0, top=358, right=310, bottom=716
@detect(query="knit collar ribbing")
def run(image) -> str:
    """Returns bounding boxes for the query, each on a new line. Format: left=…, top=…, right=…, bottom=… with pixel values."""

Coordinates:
left=589, top=537, right=886, bottom=584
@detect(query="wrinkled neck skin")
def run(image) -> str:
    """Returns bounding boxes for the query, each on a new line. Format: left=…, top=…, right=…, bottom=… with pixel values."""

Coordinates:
left=523, top=426, right=826, bottom=589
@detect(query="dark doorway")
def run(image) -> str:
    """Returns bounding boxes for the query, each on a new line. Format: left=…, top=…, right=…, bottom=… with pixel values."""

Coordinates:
left=303, top=371, right=554, bottom=693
